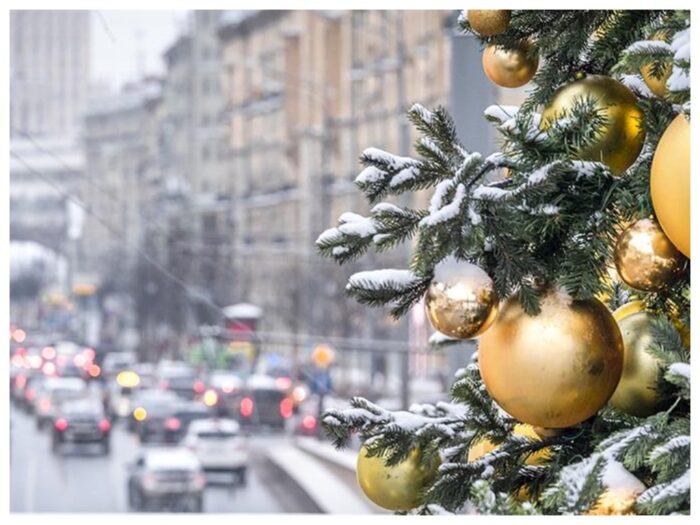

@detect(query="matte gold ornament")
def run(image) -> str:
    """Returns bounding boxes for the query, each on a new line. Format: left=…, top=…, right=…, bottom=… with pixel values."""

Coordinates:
left=609, top=301, right=666, bottom=417
left=425, top=263, right=498, bottom=339
left=356, top=446, right=438, bottom=511
left=651, top=114, right=690, bottom=257
left=479, top=289, right=624, bottom=428
left=482, top=42, right=539, bottom=88
left=540, top=74, right=645, bottom=175
left=614, top=218, right=686, bottom=292
left=467, top=10, right=511, bottom=37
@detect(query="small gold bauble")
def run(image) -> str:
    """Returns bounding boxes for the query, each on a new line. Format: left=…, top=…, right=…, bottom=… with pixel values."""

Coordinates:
left=479, top=289, right=624, bottom=428
left=425, top=264, right=498, bottom=339
left=609, top=301, right=666, bottom=417
left=585, top=463, right=645, bottom=515
left=482, top=42, right=539, bottom=88
left=651, top=114, right=690, bottom=258
left=467, top=10, right=511, bottom=37
left=540, top=75, right=645, bottom=175
left=640, top=31, right=672, bottom=98
left=614, top=218, right=686, bottom=292
left=356, top=446, right=438, bottom=511
left=468, top=424, right=551, bottom=465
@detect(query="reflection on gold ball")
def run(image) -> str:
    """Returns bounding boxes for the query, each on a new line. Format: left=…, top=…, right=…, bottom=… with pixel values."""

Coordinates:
left=467, top=10, right=511, bottom=37
left=610, top=301, right=667, bottom=417
left=356, top=446, right=438, bottom=511
left=540, top=75, right=645, bottom=175
left=425, top=264, right=498, bottom=339
left=614, top=218, right=686, bottom=292
left=482, top=42, right=538, bottom=88
left=651, top=114, right=690, bottom=258
left=479, top=289, right=623, bottom=428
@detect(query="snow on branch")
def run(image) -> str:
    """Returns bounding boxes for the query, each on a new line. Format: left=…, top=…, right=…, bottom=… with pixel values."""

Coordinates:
left=347, top=269, right=422, bottom=292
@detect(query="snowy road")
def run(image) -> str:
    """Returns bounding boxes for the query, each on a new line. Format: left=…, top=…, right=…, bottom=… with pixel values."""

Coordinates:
left=9, top=405, right=319, bottom=513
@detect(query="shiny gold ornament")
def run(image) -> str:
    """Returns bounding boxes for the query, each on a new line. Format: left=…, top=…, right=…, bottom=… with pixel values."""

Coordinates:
left=425, top=263, right=498, bottom=339
left=651, top=114, right=690, bottom=257
left=585, top=462, right=645, bottom=515
left=468, top=424, right=551, bottom=465
left=479, top=289, right=624, bottom=428
left=482, top=42, right=539, bottom=88
left=356, top=446, right=438, bottom=511
left=640, top=31, right=672, bottom=98
left=467, top=10, right=511, bottom=37
left=614, top=218, right=686, bottom=292
left=540, top=75, right=645, bottom=175
left=609, top=301, right=666, bottom=417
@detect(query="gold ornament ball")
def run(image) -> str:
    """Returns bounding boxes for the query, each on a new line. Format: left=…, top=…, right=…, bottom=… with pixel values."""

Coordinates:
left=614, top=218, right=686, bottom=292
left=640, top=31, right=672, bottom=98
left=425, top=264, right=498, bottom=339
left=609, top=301, right=666, bottom=417
left=651, top=114, right=690, bottom=258
left=585, top=464, right=645, bottom=515
left=479, top=289, right=624, bottom=428
left=482, top=42, right=539, bottom=88
left=467, top=10, right=511, bottom=37
left=356, top=446, right=438, bottom=511
left=468, top=424, right=551, bottom=465
left=540, top=75, right=645, bottom=175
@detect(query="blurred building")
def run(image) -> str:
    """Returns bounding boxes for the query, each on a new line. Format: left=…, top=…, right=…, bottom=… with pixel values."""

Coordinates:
left=10, top=10, right=91, bottom=138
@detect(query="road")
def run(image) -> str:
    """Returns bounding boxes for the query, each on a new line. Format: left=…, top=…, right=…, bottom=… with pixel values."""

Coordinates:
left=10, top=405, right=319, bottom=513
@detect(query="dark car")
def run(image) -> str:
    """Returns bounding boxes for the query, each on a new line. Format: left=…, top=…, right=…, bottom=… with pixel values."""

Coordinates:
left=127, top=447, right=205, bottom=512
left=234, top=375, right=293, bottom=430
left=127, top=389, right=179, bottom=433
left=135, top=397, right=182, bottom=443
left=51, top=398, right=111, bottom=455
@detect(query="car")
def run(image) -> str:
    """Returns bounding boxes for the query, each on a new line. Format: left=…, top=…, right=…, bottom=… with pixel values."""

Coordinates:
left=51, top=397, right=111, bottom=455
left=206, top=371, right=243, bottom=415
left=19, top=373, right=44, bottom=413
left=138, top=399, right=210, bottom=444
left=168, top=401, right=212, bottom=442
left=101, top=351, right=137, bottom=380
left=127, top=388, right=180, bottom=433
left=158, top=362, right=204, bottom=400
left=127, top=447, right=205, bottom=512
left=34, top=377, right=88, bottom=429
left=183, top=418, right=248, bottom=484
left=234, top=375, right=294, bottom=430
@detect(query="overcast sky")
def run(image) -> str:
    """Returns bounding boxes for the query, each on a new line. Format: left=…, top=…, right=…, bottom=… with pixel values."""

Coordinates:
left=91, top=10, right=189, bottom=93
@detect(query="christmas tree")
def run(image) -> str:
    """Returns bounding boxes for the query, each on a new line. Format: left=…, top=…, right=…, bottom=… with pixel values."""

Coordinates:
left=316, top=10, right=690, bottom=515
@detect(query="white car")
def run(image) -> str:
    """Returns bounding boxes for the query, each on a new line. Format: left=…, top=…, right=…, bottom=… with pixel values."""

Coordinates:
left=183, top=418, right=248, bottom=484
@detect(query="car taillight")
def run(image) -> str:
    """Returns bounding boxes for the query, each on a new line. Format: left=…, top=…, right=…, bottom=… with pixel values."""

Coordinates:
left=302, top=415, right=317, bottom=430
left=99, top=419, right=111, bottom=432
left=41, top=346, right=56, bottom=360
left=54, top=418, right=68, bottom=431
left=280, top=398, right=293, bottom=419
left=164, top=417, right=181, bottom=431
left=88, top=364, right=101, bottom=377
left=275, top=376, right=292, bottom=390
left=15, top=374, right=27, bottom=389
left=240, top=397, right=254, bottom=417
left=25, top=388, right=35, bottom=401
left=193, top=380, right=205, bottom=394
left=39, top=398, right=51, bottom=413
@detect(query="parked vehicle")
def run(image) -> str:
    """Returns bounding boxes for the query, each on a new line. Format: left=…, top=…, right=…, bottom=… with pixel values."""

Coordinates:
left=127, top=447, right=205, bottom=512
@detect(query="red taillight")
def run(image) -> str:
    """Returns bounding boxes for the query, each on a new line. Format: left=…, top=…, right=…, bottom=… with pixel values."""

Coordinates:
left=280, top=398, right=293, bottom=419
left=302, top=415, right=317, bottom=430
left=88, top=364, right=101, bottom=377
left=164, top=417, right=181, bottom=431
left=275, top=376, right=292, bottom=390
left=55, top=418, right=68, bottom=431
left=99, top=419, right=111, bottom=432
left=25, top=388, right=35, bottom=401
left=193, top=380, right=205, bottom=394
left=39, top=398, right=51, bottom=413
left=15, top=374, right=27, bottom=389
left=41, top=346, right=56, bottom=360
left=240, top=397, right=254, bottom=417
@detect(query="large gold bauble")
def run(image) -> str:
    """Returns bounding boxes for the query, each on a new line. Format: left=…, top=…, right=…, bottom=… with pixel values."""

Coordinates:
left=467, top=10, right=511, bottom=37
left=609, top=301, right=666, bottom=417
left=425, top=264, right=498, bottom=339
left=614, top=218, right=686, bottom=292
left=651, top=114, right=690, bottom=258
left=479, top=289, right=624, bottom=428
left=482, top=42, right=538, bottom=88
left=540, top=75, right=645, bottom=175
left=356, top=446, right=438, bottom=511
